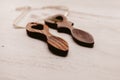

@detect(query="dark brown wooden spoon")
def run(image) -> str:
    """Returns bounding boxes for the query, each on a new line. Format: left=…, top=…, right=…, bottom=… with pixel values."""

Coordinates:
left=45, top=14, right=94, bottom=48
left=26, top=22, right=69, bottom=57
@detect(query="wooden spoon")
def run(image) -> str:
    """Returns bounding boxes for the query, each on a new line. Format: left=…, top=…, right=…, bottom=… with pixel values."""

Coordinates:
left=45, top=14, right=94, bottom=48
left=26, top=22, right=69, bottom=57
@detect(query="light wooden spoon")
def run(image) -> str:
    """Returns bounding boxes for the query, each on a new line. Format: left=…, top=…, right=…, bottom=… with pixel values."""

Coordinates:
left=26, top=22, right=69, bottom=57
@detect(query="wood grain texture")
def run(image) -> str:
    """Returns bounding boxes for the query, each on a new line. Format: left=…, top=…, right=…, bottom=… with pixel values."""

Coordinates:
left=45, top=14, right=94, bottom=48
left=26, top=22, right=69, bottom=57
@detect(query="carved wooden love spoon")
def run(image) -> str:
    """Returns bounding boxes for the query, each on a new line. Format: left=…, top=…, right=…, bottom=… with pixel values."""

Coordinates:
left=26, top=22, right=69, bottom=57
left=45, top=14, right=94, bottom=48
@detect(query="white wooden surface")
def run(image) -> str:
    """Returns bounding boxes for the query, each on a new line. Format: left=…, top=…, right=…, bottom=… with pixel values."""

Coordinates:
left=0, top=0, right=120, bottom=80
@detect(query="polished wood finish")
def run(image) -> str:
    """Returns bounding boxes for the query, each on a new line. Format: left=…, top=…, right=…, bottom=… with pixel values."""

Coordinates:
left=26, top=22, right=69, bottom=57
left=45, top=14, right=94, bottom=48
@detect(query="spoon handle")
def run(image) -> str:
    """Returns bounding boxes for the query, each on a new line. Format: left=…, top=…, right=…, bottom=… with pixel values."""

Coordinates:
left=26, top=22, right=69, bottom=57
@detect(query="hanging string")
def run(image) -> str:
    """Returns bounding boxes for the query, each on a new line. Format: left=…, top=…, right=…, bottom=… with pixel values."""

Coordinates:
left=13, top=5, right=69, bottom=29
left=13, top=5, right=120, bottom=29
left=13, top=6, right=31, bottom=29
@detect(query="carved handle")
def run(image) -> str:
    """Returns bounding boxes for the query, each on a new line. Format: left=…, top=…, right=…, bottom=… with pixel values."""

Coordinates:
left=26, top=22, right=69, bottom=57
